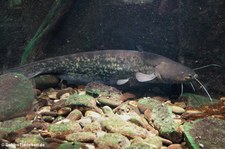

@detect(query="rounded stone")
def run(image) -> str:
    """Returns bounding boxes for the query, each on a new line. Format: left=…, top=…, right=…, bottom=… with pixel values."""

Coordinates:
left=168, top=144, right=183, bottom=149
left=0, top=73, right=35, bottom=121
left=170, top=105, right=186, bottom=114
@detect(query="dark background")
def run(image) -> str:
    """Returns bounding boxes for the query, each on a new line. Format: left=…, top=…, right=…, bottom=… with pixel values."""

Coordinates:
left=0, top=0, right=224, bottom=97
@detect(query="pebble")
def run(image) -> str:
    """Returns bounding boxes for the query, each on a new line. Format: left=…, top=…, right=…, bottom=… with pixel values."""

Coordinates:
left=37, top=106, right=51, bottom=114
left=220, top=97, right=225, bottom=101
left=43, top=116, right=55, bottom=123
left=55, top=119, right=70, bottom=124
left=129, top=136, right=163, bottom=148
left=170, top=105, right=186, bottom=114
left=94, top=133, right=130, bottom=149
left=66, top=109, right=83, bottom=121
left=102, top=106, right=114, bottom=115
left=83, top=121, right=102, bottom=133
left=85, top=111, right=102, bottom=121
left=48, top=121, right=82, bottom=138
left=101, top=116, right=151, bottom=139
left=57, top=107, right=72, bottom=116
left=60, top=93, right=71, bottom=100
left=53, top=99, right=60, bottom=103
left=114, top=101, right=140, bottom=114
left=56, top=87, right=75, bottom=99
left=77, top=117, right=92, bottom=127
left=174, top=119, right=183, bottom=125
left=96, top=131, right=107, bottom=138
left=174, top=102, right=186, bottom=109
left=15, top=134, right=47, bottom=146
left=66, top=132, right=96, bottom=142
left=85, top=144, right=95, bottom=149
left=34, top=89, right=42, bottom=96
left=52, top=116, right=65, bottom=123
left=168, top=144, right=183, bottom=149
left=38, top=92, right=50, bottom=100
left=128, top=100, right=138, bottom=107
left=48, top=91, right=58, bottom=99
left=186, top=109, right=203, bottom=114
left=199, top=143, right=204, bottom=148
left=1, top=80, right=222, bottom=148
left=78, top=91, right=86, bottom=95
left=161, top=137, right=173, bottom=146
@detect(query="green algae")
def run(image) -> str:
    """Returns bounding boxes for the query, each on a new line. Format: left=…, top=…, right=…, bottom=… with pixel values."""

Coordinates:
left=138, top=97, right=178, bottom=133
left=125, top=143, right=152, bottom=149
left=66, top=132, right=96, bottom=142
left=58, top=142, right=86, bottom=149
left=181, top=93, right=219, bottom=108
left=15, top=134, right=47, bottom=147
left=183, top=121, right=199, bottom=149
left=85, top=82, right=121, bottom=96
left=101, top=116, right=150, bottom=139
left=0, top=73, right=35, bottom=121
left=65, top=93, right=96, bottom=108
left=94, top=133, right=130, bottom=148
left=127, top=134, right=162, bottom=149
left=48, top=121, right=81, bottom=136
left=0, top=117, right=31, bottom=133
left=97, top=93, right=123, bottom=107
left=138, top=97, right=182, bottom=143
left=183, top=117, right=225, bottom=149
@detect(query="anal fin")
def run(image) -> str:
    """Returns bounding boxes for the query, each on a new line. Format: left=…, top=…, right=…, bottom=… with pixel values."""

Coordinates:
left=117, top=78, right=129, bottom=85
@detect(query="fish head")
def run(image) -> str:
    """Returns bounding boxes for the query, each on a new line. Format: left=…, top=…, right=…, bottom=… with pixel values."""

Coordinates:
left=155, top=61, right=197, bottom=83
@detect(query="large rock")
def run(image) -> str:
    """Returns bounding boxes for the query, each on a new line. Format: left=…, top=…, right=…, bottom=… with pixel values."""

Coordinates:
left=0, top=73, right=35, bottom=121
left=183, top=117, right=225, bottom=149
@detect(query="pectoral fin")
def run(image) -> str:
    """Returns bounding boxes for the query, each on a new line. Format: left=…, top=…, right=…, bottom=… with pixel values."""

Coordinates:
left=135, top=72, right=156, bottom=82
left=117, top=78, right=130, bottom=85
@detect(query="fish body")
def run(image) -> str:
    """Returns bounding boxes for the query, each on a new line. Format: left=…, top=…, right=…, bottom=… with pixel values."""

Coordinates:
left=6, top=50, right=197, bottom=86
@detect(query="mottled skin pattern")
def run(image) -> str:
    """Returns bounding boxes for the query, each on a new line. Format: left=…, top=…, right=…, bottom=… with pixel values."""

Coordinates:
left=7, top=50, right=197, bottom=86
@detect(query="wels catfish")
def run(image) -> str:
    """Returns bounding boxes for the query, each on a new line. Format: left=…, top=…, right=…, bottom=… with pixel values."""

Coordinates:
left=6, top=50, right=213, bottom=101
left=6, top=50, right=197, bottom=85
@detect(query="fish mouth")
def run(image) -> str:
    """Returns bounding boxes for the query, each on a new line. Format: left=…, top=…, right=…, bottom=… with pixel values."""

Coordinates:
left=184, top=73, right=198, bottom=81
